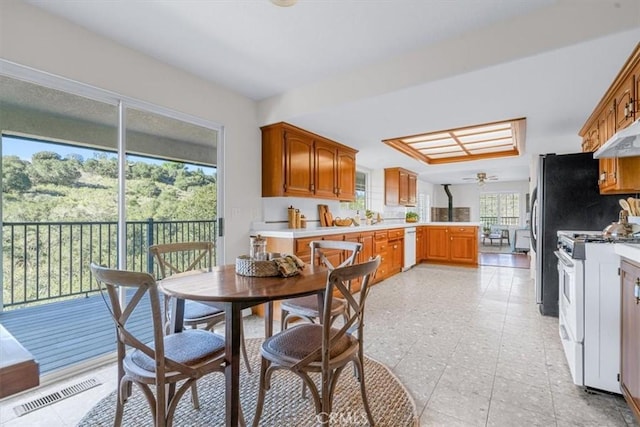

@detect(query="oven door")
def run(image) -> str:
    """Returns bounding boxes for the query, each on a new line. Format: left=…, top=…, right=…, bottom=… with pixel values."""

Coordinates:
left=555, top=250, right=584, bottom=342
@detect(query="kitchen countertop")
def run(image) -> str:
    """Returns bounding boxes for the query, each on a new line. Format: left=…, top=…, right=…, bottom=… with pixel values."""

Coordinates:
left=615, top=243, right=640, bottom=264
left=252, top=222, right=480, bottom=238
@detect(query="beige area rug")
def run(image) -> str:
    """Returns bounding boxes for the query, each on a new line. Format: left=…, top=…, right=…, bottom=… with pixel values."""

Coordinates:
left=78, top=338, right=418, bottom=427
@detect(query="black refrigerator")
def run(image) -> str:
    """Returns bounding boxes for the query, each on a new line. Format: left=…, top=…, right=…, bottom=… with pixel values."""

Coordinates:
left=530, top=152, right=629, bottom=316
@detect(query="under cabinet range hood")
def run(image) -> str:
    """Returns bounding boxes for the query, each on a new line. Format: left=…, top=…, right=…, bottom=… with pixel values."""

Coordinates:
left=594, top=118, right=640, bottom=158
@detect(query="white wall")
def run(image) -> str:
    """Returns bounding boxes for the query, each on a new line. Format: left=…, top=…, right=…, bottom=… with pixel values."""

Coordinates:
left=0, top=1, right=261, bottom=263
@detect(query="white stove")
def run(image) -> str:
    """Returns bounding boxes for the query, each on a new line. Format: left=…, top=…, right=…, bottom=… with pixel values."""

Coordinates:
left=555, top=230, right=628, bottom=394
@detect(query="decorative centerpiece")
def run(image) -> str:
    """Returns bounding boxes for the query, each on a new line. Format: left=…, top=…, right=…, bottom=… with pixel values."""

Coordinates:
left=235, top=255, right=280, bottom=277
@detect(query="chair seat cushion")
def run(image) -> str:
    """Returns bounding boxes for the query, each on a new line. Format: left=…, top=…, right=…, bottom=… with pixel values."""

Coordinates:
left=280, top=295, right=347, bottom=318
left=184, top=300, right=223, bottom=321
left=262, top=323, right=355, bottom=363
left=131, top=329, right=225, bottom=372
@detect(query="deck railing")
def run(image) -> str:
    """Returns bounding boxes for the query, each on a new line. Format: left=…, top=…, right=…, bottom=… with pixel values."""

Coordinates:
left=479, top=216, right=520, bottom=230
left=2, top=219, right=216, bottom=309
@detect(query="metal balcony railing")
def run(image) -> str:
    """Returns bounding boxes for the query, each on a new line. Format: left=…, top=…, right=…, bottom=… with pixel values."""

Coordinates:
left=2, top=219, right=216, bottom=309
left=479, top=216, right=520, bottom=230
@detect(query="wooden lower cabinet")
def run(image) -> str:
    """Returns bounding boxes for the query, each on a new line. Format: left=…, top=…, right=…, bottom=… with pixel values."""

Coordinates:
left=424, top=225, right=478, bottom=265
left=373, top=230, right=389, bottom=283
left=620, top=258, right=640, bottom=423
left=425, top=226, right=449, bottom=262
left=387, top=228, right=404, bottom=276
left=416, top=227, right=426, bottom=262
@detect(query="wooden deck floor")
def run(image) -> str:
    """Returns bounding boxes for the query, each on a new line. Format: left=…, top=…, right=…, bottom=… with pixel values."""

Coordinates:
left=0, top=292, right=154, bottom=376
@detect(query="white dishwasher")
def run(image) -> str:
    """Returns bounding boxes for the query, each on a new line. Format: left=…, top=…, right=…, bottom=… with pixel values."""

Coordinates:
left=403, top=227, right=416, bottom=271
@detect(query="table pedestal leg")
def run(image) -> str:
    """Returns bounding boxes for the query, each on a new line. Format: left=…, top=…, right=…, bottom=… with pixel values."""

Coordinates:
left=224, top=303, right=242, bottom=426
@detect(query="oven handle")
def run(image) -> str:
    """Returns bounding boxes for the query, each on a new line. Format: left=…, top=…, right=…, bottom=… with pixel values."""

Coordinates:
left=559, top=324, right=569, bottom=341
left=554, top=250, right=574, bottom=269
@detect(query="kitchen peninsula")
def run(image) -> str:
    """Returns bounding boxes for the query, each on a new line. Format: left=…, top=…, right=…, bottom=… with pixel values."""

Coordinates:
left=253, top=221, right=480, bottom=276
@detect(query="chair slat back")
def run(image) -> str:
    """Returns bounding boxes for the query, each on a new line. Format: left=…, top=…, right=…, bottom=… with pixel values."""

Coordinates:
left=90, top=263, right=195, bottom=376
left=293, top=256, right=380, bottom=370
left=310, top=240, right=362, bottom=270
left=149, top=241, right=213, bottom=279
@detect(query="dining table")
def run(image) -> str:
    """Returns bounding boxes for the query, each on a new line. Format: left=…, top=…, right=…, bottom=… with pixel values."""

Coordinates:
left=157, top=263, right=329, bottom=427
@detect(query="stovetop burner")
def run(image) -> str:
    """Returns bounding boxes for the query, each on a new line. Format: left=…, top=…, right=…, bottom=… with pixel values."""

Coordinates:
left=557, top=230, right=640, bottom=259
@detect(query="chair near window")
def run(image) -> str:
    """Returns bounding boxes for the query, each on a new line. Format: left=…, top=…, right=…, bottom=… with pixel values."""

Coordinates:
left=90, top=263, right=227, bottom=427
left=149, top=242, right=251, bottom=372
left=279, top=240, right=363, bottom=331
left=252, top=256, right=381, bottom=427
left=499, top=228, right=510, bottom=247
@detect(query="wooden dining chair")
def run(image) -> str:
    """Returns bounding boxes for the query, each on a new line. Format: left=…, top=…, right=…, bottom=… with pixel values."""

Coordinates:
left=279, top=240, right=362, bottom=330
left=90, top=263, right=227, bottom=427
left=253, top=256, right=381, bottom=427
left=149, top=242, right=251, bottom=373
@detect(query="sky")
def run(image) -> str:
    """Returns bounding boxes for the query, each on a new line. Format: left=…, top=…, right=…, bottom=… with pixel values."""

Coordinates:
left=1, top=135, right=215, bottom=175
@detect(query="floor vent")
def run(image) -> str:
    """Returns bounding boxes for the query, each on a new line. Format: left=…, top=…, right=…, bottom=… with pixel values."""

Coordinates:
left=13, top=378, right=101, bottom=417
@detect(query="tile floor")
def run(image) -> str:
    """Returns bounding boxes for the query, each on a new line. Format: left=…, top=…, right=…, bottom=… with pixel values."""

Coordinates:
left=1, top=263, right=637, bottom=426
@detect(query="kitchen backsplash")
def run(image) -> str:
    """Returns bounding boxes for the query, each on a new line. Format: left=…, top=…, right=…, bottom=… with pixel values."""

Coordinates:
left=252, top=197, right=414, bottom=231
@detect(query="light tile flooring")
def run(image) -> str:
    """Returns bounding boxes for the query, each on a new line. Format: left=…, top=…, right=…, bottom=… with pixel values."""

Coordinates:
left=1, top=263, right=637, bottom=426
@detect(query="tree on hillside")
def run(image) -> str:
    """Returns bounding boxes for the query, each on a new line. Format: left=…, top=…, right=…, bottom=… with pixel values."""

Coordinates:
left=174, top=183, right=217, bottom=219
left=28, top=151, right=81, bottom=186
left=2, top=156, right=32, bottom=193
left=84, top=153, right=118, bottom=178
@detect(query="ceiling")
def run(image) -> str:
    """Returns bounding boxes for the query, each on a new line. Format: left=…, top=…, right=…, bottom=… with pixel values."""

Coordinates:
left=25, top=0, right=640, bottom=185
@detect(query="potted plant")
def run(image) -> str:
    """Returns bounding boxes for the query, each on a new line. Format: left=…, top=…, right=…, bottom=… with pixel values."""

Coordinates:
left=405, top=212, right=419, bottom=223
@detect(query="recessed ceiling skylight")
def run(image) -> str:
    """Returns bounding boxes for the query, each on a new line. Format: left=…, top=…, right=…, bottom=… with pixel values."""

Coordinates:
left=383, top=118, right=526, bottom=165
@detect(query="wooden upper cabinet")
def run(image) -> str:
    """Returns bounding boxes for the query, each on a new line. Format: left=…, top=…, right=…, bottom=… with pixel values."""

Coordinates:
left=634, top=60, right=640, bottom=121
left=614, top=76, right=635, bottom=131
left=385, top=167, right=417, bottom=206
left=336, top=148, right=356, bottom=201
left=580, top=43, right=640, bottom=195
left=314, top=139, right=338, bottom=199
left=261, top=122, right=358, bottom=200
left=408, top=173, right=417, bottom=205
left=284, top=129, right=314, bottom=196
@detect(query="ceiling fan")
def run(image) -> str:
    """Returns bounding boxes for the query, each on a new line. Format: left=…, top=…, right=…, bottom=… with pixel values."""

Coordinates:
left=462, top=172, right=498, bottom=186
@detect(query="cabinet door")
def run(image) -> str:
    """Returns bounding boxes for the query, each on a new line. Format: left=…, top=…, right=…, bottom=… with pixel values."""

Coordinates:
left=384, top=169, right=400, bottom=206
left=399, top=170, right=409, bottom=205
left=314, top=139, right=338, bottom=199
left=615, top=75, right=635, bottom=131
left=599, top=104, right=618, bottom=192
left=284, top=130, right=314, bottom=196
left=634, top=61, right=640, bottom=121
left=416, top=227, right=425, bottom=262
left=425, top=227, right=449, bottom=261
left=449, top=228, right=478, bottom=265
left=620, top=260, right=640, bottom=422
left=582, top=123, right=599, bottom=153
left=389, top=238, right=403, bottom=274
left=407, top=173, right=417, bottom=206
left=336, top=148, right=356, bottom=201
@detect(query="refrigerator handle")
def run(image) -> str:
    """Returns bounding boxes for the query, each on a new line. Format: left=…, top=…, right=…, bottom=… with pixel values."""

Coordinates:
left=530, top=186, right=538, bottom=252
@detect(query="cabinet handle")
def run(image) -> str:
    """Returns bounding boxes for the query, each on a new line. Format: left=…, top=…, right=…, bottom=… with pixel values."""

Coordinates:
left=635, top=278, right=640, bottom=305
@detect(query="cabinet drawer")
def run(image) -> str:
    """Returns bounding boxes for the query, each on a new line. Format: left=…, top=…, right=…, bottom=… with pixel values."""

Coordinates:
left=387, top=228, right=404, bottom=240
left=450, top=226, right=476, bottom=235
left=374, top=230, right=388, bottom=241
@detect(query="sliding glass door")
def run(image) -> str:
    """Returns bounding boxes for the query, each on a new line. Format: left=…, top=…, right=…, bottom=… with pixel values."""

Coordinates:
left=1, top=69, right=221, bottom=311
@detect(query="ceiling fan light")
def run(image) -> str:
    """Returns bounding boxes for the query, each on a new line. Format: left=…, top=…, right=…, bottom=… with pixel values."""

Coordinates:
left=270, top=0, right=298, bottom=6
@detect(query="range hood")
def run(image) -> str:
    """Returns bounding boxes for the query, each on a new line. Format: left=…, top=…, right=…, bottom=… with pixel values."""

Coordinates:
left=594, top=118, right=640, bottom=158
